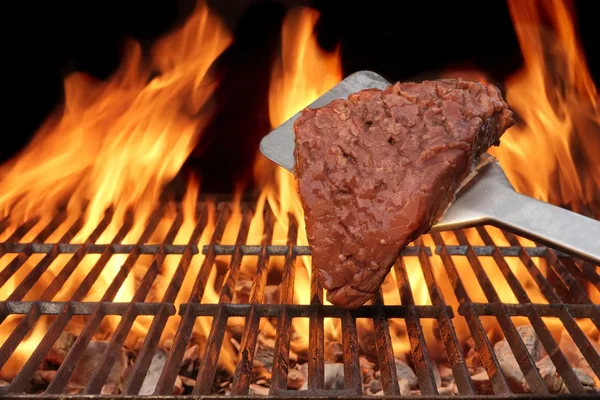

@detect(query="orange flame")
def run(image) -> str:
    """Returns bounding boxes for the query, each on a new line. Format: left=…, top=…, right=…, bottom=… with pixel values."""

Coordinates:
left=484, top=0, right=600, bottom=355
left=263, top=6, right=343, bottom=349
left=1, top=0, right=599, bottom=384
left=0, top=0, right=230, bottom=378
left=492, top=0, right=600, bottom=218
left=0, top=0, right=230, bottom=237
left=429, top=0, right=600, bottom=358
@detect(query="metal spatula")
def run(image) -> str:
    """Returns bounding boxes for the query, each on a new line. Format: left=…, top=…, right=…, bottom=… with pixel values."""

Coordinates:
left=260, top=71, right=600, bottom=264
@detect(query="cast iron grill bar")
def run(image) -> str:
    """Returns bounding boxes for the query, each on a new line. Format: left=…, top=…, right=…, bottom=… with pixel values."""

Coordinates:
left=7, top=214, right=84, bottom=302
left=0, top=212, right=67, bottom=296
left=192, top=206, right=254, bottom=395
left=541, top=252, right=572, bottom=302
left=308, top=237, right=325, bottom=391
left=459, top=303, right=600, bottom=318
left=176, top=303, right=449, bottom=319
left=498, top=233, right=567, bottom=305
left=154, top=203, right=231, bottom=395
left=543, top=248, right=600, bottom=326
left=413, top=238, right=475, bottom=395
left=465, top=303, right=600, bottom=317
left=371, top=289, right=400, bottom=395
left=83, top=209, right=184, bottom=394
left=0, top=243, right=570, bottom=257
left=342, top=309, right=363, bottom=394
left=0, top=302, right=173, bottom=314
left=231, top=204, right=276, bottom=394
left=0, top=217, right=40, bottom=258
left=476, top=226, right=586, bottom=394
left=573, top=260, right=600, bottom=289
left=98, top=210, right=166, bottom=303
left=202, top=244, right=565, bottom=258
left=478, top=227, right=590, bottom=394
left=3, top=209, right=127, bottom=395
left=0, top=215, right=11, bottom=236
left=43, top=210, right=163, bottom=394
left=394, top=255, right=438, bottom=395
left=454, top=229, right=550, bottom=395
left=187, top=203, right=231, bottom=304
left=430, top=232, right=512, bottom=395
left=67, top=214, right=135, bottom=302
left=0, top=199, right=599, bottom=398
left=123, top=204, right=209, bottom=395
left=269, top=213, right=298, bottom=394
left=39, top=209, right=114, bottom=301
left=500, top=231, right=600, bottom=382
left=545, top=253, right=594, bottom=305
left=0, top=213, right=85, bottom=370
left=436, top=246, right=564, bottom=257
left=0, top=210, right=113, bottom=376
left=0, top=305, right=43, bottom=376
left=0, top=243, right=197, bottom=254
left=559, top=257, right=599, bottom=295
left=3, top=210, right=85, bottom=393
left=203, top=245, right=427, bottom=257
left=216, top=208, right=255, bottom=304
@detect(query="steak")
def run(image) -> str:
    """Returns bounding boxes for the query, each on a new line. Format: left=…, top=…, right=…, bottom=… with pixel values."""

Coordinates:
left=293, top=78, right=514, bottom=309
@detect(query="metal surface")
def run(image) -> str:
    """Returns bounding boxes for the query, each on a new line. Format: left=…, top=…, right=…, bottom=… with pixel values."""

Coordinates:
left=434, top=160, right=600, bottom=266
left=0, top=200, right=598, bottom=398
left=259, top=70, right=600, bottom=265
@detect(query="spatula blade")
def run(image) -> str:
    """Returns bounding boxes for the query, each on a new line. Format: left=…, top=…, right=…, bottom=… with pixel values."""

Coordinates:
left=259, top=70, right=390, bottom=172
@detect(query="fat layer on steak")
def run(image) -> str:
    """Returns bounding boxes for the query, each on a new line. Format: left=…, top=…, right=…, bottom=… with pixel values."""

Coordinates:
left=293, top=78, right=514, bottom=309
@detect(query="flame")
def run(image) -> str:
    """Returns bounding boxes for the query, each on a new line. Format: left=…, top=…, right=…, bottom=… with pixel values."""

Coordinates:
left=0, top=1, right=230, bottom=237
left=492, top=0, right=600, bottom=217
left=477, top=0, right=600, bottom=342
left=0, top=0, right=231, bottom=378
left=0, top=316, right=48, bottom=380
left=425, top=0, right=600, bottom=356
left=133, top=176, right=217, bottom=344
left=1, top=0, right=598, bottom=385
left=263, top=4, right=341, bottom=267
left=259, top=0, right=600, bottom=364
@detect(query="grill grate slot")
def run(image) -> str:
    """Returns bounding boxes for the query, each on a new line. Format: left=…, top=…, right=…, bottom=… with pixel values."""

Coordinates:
left=269, top=213, right=298, bottom=394
left=0, top=200, right=598, bottom=398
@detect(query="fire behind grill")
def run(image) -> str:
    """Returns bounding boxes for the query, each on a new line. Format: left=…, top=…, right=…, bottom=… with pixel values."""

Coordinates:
left=0, top=198, right=599, bottom=399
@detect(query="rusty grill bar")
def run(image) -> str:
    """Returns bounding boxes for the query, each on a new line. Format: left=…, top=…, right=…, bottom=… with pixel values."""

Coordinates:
left=0, top=200, right=598, bottom=398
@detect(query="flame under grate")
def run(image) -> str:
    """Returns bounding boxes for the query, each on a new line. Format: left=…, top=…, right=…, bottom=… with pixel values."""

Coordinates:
left=0, top=200, right=599, bottom=398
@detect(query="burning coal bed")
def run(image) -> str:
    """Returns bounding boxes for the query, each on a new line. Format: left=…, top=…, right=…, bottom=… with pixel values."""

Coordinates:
left=0, top=200, right=599, bottom=397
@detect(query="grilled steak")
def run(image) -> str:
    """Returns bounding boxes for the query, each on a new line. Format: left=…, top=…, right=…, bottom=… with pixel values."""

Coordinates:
left=293, top=78, right=514, bottom=309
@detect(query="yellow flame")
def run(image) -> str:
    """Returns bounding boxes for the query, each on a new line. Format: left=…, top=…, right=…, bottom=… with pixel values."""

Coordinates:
left=263, top=6, right=343, bottom=348
left=492, top=0, right=600, bottom=217
left=0, top=0, right=231, bottom=378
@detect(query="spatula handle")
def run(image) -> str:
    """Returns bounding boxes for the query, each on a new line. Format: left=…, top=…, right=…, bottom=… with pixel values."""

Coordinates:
left=488, top=189, right=600, bottom=265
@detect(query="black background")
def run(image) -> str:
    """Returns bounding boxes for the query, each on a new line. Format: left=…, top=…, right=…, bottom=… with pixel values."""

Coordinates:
left=0, top=0, right=599, bottom=191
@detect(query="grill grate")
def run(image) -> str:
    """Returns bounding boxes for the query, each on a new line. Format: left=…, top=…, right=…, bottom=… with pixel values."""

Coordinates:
left=0, top=200, right=598, bottom=398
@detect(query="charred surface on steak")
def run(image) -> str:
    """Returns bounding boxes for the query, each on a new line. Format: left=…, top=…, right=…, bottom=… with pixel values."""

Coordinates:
left=293, top=78, right=514, bottom=309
